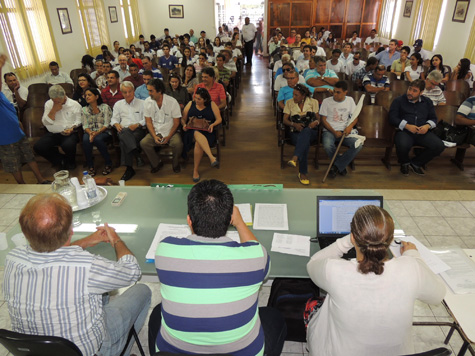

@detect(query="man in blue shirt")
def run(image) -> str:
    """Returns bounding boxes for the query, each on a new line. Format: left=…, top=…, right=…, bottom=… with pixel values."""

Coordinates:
left=135, top=70, right=152, bottom=100
left=278, top=70, right=314, bottom=109
left=158, top=44, right=178, bottom=70
left=0, top=54, right=49, bottom=184
left=389, top=79, right=444, bottom=176
left=305, top=56, right=339, bottom=92
left=375, top=39, right=400, bottom=70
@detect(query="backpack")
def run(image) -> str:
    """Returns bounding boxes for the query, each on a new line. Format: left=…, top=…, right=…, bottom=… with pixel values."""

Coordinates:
left=267, top=278, right=320, bottom=342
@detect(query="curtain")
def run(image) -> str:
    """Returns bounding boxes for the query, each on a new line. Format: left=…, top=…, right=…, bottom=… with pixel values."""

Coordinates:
left=121, top=0, right=141, bottom=45
left=409, top=0, right=443, bottom=50
left=464, top=16, right=475, bottom=62
left=77, top=0, right=110, bottom=56
left=378, top=0, right=392, bottom=39
left=0, top=0, right=57, bottom=79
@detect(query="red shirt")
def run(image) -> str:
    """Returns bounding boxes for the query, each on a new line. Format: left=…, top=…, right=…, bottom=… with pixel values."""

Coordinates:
left=101, top=86, right=124, bottom=109
left=286, top=36, right=296, bottom=45
left=193, top=82, right=226, bottom=107
left=123, top=75, right=144, bottom=89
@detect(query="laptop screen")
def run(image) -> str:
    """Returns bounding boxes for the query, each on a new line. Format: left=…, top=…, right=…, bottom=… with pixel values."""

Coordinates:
left=317, top=196, right=383, bottom=237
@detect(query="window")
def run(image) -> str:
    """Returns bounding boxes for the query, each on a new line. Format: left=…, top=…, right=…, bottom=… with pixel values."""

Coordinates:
left=378, top=0, right=398, bottom=40
left=120, top=0, right=140, bottom=44
left=76, top=0, right=110, bottom=56
left=0, top=0, right=58, bottom=79
left=409, top=0, right=444, bottom=51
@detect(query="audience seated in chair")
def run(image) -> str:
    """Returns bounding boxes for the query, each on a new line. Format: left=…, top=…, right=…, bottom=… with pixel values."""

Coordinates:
left=422, top=71, right=446, bottom=106
left=44, top=61, right=73, bottom=85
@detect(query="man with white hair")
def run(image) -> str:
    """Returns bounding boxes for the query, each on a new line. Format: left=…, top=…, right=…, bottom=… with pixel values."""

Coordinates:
left=422, top=71, right=446, bottom=106
left=111, top=81, right=146, bottom=181
left=113, top=54, right=130, bottom=81
left=34, top=85, right=82, bottom=170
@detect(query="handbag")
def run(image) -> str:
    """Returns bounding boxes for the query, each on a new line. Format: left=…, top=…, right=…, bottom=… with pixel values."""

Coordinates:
left=187, top=116, right=210, bottom=131
left=432, top=121, right=469, bottom=145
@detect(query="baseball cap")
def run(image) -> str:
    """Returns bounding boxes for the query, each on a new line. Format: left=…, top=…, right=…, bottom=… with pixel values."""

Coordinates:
left=398, top=40, right=403, bottom=46
left=413, top=39, right=423, bottom=47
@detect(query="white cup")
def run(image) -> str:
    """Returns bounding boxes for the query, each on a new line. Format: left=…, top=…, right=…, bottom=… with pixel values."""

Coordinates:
left=119, top=180, right=125, bottom=187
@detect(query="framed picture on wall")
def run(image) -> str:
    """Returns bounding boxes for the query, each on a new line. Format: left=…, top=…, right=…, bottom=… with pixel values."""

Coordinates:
left=109, top=6, right=118, bottom=23
left=403, top=1, right=413, bottom=17
left=57, top=8, right=72, bottom=34
left=452, top=0, right=470, bottom=23
left=169, top=5, right=184, bottom=19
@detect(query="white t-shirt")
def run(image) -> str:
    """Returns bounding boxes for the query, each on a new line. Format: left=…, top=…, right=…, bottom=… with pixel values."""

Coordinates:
left=306, top=235, right=446, bottom=356
left=326, top=59, right=344, bottom=73
left=296, top=59, right=309, bottom=73
left=319, top=96, right=356, bottom=132
left=143, top=94, right=181, bottom=137
left=364, top=35, right=379, bottom=45
left=405, top=65, right=424, bottom=81
left=346, top=60, right=366, bottom=77
left=274, top=74, right=305, bottom=91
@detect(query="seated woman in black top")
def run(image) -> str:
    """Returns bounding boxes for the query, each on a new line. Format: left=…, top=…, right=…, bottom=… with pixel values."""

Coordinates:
left=182, top=87, right=222, bottom=182
left=166, top=74, right=190, bottom=110
left=73, top=73, right=97, bottom=107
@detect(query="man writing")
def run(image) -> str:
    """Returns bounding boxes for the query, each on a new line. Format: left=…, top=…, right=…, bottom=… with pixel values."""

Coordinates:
left=140, top=78, right=183, bottom=174
left=4, top=193, right=151, bottom=356
left=319, top=81, right=362, bottom=178
left=389, top=79, right=445, bottom=176
left=34, top=85, right=81, bottom=170
left=111, top=81, right=146, bottom=181
left=148, top=179, right=286, bottom=356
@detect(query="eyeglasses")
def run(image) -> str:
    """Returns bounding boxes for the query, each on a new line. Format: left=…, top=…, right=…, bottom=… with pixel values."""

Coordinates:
left=283, top=68, right=293, bottom=72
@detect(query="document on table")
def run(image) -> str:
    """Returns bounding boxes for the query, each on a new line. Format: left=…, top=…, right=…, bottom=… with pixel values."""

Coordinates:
left=146, top=224, right=191, bottom=262
left=225, top=230, right=241, bottom=243
left=271, top=233, right=311, bottom=257
left=253, top=203, right=288, bottom=231
left=432, top=247, right=475, bottom=294
left=235, top=203, right=253, bottom=226
left=389, top=235, right=450, bottom=275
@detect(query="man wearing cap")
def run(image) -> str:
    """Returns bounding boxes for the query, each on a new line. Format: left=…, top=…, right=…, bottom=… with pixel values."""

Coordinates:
left=410, top=39, right=431, bottom=66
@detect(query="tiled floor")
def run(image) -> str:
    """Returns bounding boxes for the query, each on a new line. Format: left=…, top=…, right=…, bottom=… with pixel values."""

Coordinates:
left=0, top=186, right=474, bottom=355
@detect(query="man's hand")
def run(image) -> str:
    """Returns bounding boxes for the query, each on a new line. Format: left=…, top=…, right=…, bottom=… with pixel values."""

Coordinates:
left=230, top=206, right=245, bottom=229
left=114, top=123, right=123, bottom=133
left=400, top=240, right=417, bottom=254
left=102, top=223, right=121, bottom=245
left=308, top=120, right=320, bottom=129
left=416, top=125, right=430, bottom=135
left=405, top=124, right=418, bottom=134
left=160, top=135, right=171, bottom=145
left=343, top=127, right=352, bottom=136
left=61, top=128, right=74, bottom=136
left=294, top=123, right=304, bottom=132
left=154, top=136, right=163, bottom=144
left=334, top=131, right=343, bottom=138
left=128, top=123, right=140, bottom=131
left=52, top=101, right=64, bottom=112
left=0, top=54, right=7, bottom=69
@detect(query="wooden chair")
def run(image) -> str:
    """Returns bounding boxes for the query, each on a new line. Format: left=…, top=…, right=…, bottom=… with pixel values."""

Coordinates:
left=375, top=91, right=396, bottom=112
left=278, top=121, right=319, bottom=169
left=26, top=83, right=50, bottom=108
left=445, top=79, right=470, bottom=100
left=337, top=72, right=347, bottom=81
left=58, top=83, right=74, bottom=98
left=443, top=65, right=452, bottom=79
left=443, top=91, right=465, bottom=107
left=359, top=48, right=369, bottom=61
left=390, top=80, right=409, bottom=97
left=69, top=68, right=83, bottom=87
left=348, top=91, right=371, bottom=107
left=21, top=107, right=46, bottom=139
left=313, top=90, right=332, bottom=105
left=387, top=72, right=398, bottom=83
left=356, top=105, right=394, bottom=169
left=435, top=105, right=471, bottom=170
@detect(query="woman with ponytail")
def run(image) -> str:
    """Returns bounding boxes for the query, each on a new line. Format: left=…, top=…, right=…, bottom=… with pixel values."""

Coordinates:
left=306, top=205, right=445, bottom=356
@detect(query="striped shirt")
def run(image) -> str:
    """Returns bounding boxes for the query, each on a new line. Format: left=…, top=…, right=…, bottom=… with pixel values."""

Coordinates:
left=423, top=87, right=446, bottom=106
left=4, top=245, right=141, bottom=356
left=457, top=96, right=475, bottom=121
left=155, top=234, right=270, bottom=356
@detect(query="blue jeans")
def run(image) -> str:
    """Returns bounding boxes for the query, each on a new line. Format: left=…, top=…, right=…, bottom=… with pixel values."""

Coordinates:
left=82, top=132, right=112, bottom=168
left=290, top=128, right=318, bottom=174
left=99, top=284, right=151, bottom=356
left=322, top=130, right=363, bottom=172
left=395, top=130, right=445, bottom=167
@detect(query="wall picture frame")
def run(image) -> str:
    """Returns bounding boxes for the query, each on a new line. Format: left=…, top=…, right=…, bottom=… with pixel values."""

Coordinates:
left=109, top=6, right=118, bottom=23
left=57, top=8, right=72, bottom=34
left=169, top=5, right=184, bottom=19
left=452, top=0, right=470, bottom=23
left=403, top=0, right=413, bottom=17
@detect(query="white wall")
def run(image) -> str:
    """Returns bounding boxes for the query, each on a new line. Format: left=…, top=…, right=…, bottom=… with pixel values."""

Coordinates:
left=392, top=0, right=475, bottom=67
left=138, top=0, right=216, bottom=41
left=103, top=0, right=127, bottom=47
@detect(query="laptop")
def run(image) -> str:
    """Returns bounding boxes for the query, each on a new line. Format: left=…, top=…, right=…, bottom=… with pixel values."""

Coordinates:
left=316, top=196, right=384, bottom=259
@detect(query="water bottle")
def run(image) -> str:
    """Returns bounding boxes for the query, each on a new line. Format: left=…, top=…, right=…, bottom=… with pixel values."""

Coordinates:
left=82, top=171, right=98, bottom=202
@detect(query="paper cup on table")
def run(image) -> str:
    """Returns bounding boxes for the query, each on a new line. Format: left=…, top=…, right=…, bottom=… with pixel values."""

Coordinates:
left=0, top=233, right=8, bottom=250
left=119, top=180, right=125, bottom=187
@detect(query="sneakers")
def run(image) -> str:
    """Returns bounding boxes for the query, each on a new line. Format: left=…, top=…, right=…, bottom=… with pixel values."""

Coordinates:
left=409, top=163, right=425, bottom=175
left=328, top=165, right=338, bottom=179
left=400, top=164, right=409, bottom=176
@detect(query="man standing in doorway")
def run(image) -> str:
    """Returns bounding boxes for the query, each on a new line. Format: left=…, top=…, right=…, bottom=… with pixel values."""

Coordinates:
left=242, top=17, right=256, bottom=66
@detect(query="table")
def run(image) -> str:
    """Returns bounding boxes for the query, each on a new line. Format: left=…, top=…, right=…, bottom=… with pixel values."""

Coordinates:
left=3, top=186, right=387, bottom=277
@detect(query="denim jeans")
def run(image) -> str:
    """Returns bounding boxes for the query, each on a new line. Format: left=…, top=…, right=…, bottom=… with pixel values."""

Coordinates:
left=82, top=132, right=112, bottom=168
left=99, top=284, right=151, bottom=356
left=290, top=128, right=318, bottom=174
left=322, top=130, right=363, bottom=172
left=395, top=130, right=445, bottom=167
left=148, top=304, right=287, bottom=356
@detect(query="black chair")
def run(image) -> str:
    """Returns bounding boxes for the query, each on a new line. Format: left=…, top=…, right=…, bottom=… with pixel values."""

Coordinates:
left=400, top=347, right=452, bottom=356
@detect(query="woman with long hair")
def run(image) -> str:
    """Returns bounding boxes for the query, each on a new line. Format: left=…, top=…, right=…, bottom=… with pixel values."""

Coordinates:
left=282, top=84, right=320, bottom=185
left=181, top=87, right=222, bottom=182
left=451, top=58, right=474, bottom=88
left=166, top=74, right=190, bottom=110
left=306, top=205, right=445, bottom=356
left=404, top=52, right=423, bottom=81
left=182, top=64, right=199, bottom=94
left=425, top=54, right=449, bottom=88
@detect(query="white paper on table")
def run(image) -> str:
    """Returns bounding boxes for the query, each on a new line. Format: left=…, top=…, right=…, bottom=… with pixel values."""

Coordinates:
left=235, top=203, right=253, bottom=226
left=432, top=247, right=475, bottom=294
left=145, top=224, right=191, bottom=262
left=271, top=233, right=311, bottom=257
left=253, top=203, right=288, bottom=231
left=225, top=230, right=241, bottom=243
left=389, top=235, right=450, bottom=275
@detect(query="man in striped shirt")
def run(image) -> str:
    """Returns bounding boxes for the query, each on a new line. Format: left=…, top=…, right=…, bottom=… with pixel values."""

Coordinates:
left=4, top=193, right=151, bottom=356
left=149, top=179, right=286, bottom=356
left=422, top=71, right=446, bottom=106
left=455, top=94, right=475, bottom=144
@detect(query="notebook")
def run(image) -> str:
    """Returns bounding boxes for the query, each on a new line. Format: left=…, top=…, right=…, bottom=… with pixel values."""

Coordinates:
left=316, top=196, right=384, bottom=259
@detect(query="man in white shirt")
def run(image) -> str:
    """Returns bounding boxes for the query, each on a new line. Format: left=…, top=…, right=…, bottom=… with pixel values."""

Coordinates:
left=44, top=61, right=73, bottom=85
left=34, top=85, right=81, bottom=169
left=241, top=17, right=256, bottom=66
left=2, top=71, right=28, bottom=110
left=326, top=49, right=344, bottom=73
left=339, top=43, right=354, bottom=75
left=113, top=55, right=130, bottom=81
left=309, top=38, right=326, bottom=57
left=140, top=79, right=183, bottom=174
left=136, top=34, right=146, bottom=52
left=111, top=81, right=146, bottom=181
left=364, top=29, right=379, bottom=49
left=345, top=52, right=366, bottom=77
left=296, top=45, right=312, bottom=74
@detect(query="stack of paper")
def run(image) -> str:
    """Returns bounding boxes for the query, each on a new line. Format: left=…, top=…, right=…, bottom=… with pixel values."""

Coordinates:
left=145, top=224, right=191, bottom=262
left=235, top=203, right=253, bottom=226
left=253, top=204, right=289, bottom=231
left=271, top=233, right=311, bottom=257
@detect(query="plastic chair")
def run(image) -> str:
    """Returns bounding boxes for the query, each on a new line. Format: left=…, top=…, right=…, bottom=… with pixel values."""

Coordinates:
left=0, top=328, right=83, bottom=356
left=399, top=347, right=452, bottom=356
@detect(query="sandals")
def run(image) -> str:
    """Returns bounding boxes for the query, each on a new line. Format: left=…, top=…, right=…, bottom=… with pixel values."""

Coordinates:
left=88, top=167, right=96, bottom=177
left=102, top=165, right=112, bottom=175
left=287, top=160, right=297, bottom=167
left=298, top=173, right=310, bottom=185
